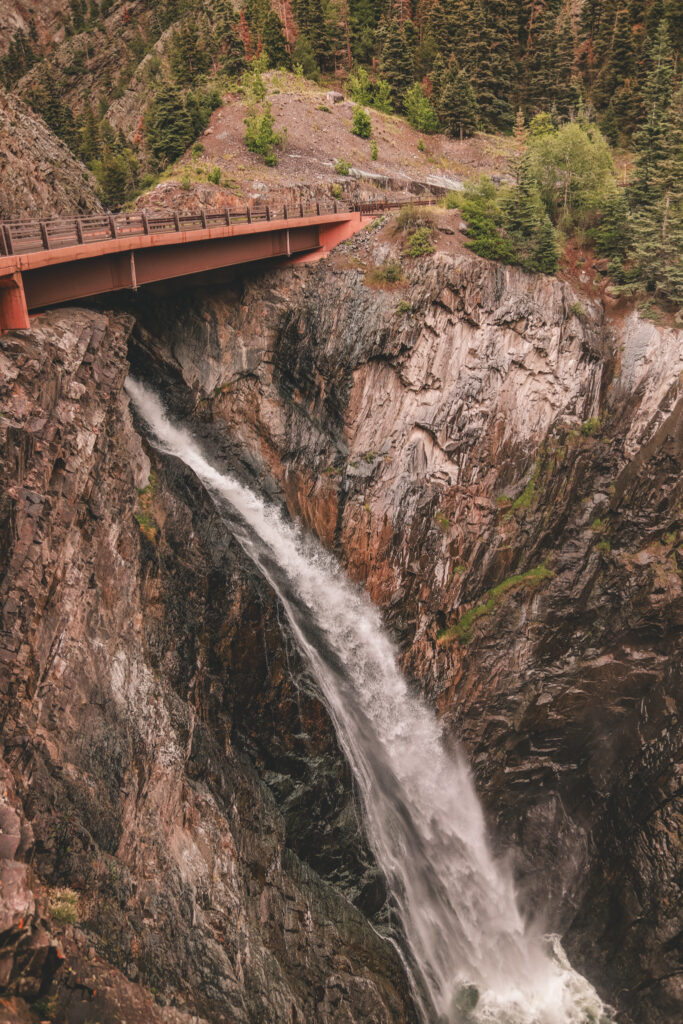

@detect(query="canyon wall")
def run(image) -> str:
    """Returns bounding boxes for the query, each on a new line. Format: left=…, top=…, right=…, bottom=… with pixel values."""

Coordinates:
left=0, top=309, right=417, bottom=1023
left=0, top=221, right=681, bottom=1022
left=128, top=226, right=682, bottom=1024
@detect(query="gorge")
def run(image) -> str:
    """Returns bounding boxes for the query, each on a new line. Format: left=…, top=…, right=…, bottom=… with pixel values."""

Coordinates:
left=1, top=226, right=681, bottom=1024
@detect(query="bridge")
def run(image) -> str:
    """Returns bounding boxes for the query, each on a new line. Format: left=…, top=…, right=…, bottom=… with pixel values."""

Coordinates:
left=0, top=198, right=432, bottom=332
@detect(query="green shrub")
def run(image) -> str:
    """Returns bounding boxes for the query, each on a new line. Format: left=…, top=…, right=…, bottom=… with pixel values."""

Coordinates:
left=369, top=260, right=403, bottom=284
left=418, top=139, right=425, bottom=151
left=317, top=104, right=331, bottom=112
left=395, top=203, right=435, bottom=232
left=335, top=158, right=351, bottom=175
left=581, top=417, right=601, bottom=436
left=442, top=190, right=459, bottom=209
left=192, top=142, right=204, bottom=157
left=349, top=67, right=373, bottom=106
left=371, top=140, right=378, bottom=160
left=396, top=299, right=412, bottom=313
left=244, top=103, right=285, bottom=166
left=373, top=79, right=392, bottom=113
left=404, top=83, right=439, bottom=133
left=331, top=183, right=343, bottom=199
left=49, top=888, right=79, bottom=925
left=207, top=166, right=221, bottom=184
left=460, top=177, right=515, bottom=262
left=404, top=226, right=435, bottom=257
left=351, top=105, right=372, bottom=139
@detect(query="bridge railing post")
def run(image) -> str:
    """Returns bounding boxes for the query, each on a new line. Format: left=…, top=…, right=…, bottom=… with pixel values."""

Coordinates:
left=3, top=225, right=15, bottom=255
left=283, top=205, right=288, bottom=220
left=246, top=207, right=252, bottom=223
left=142, top=211, right=150, bottom=234
left=40, top=222, right=50, bottom=250
left=200, top=210, right=208, bottom=228
left=109, top=215, right=118, bottom=239
left=299, top=201, right=304, bottom=218
left=173, top=212, right=181, bottom=231
left=266, top=205, right=270, bottom=221
left=333, top=200, right=338, bottom=213
left=75, top=218, right=84, bottom=244
left=224, top=209, right=231, bottom=226
left=316, top=200, right=320, bottom=216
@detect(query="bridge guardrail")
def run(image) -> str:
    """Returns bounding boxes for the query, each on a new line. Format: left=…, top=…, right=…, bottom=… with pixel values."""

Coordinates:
left=0, top=197, right=438, bottom=258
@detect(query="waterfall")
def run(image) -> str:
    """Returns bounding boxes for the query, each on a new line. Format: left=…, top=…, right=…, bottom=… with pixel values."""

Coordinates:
left=126, top=378, right=612, bottom=1024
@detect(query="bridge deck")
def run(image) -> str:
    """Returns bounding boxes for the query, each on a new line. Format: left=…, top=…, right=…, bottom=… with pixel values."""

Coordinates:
left=0, top=198, right=435, bottom=331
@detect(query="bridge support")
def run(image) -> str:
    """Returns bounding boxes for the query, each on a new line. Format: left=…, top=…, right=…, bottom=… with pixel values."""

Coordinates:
left=0, top=272, right=30, bottom=331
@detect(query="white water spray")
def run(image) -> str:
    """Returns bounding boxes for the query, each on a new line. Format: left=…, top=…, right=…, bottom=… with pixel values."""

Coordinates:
left=126, top=378, right=612, bottom=1024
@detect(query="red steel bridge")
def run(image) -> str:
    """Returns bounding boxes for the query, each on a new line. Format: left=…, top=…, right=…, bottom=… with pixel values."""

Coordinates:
left=0, top=198, right=434, bottom=332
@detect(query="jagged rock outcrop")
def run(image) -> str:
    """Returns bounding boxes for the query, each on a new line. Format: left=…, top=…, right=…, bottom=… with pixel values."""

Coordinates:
left=0, top=309, right=417, bottom=1023
left=126, top=227, right=682, bottom=1024
left=0, top=91, right=102, bottom=220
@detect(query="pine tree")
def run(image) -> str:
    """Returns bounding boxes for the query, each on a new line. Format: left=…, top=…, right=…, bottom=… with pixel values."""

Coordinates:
left=80, top=105, right=101, bottom=164
left=380, top=19, right=415, bottom=109
left=440, top=62, right=478, bottom=138
left=530, top=212, right=559, bottom=273
left=630, top=19, right=674, bottom=206
left=170, top=19, right=211, bottom=86
left=145, top=81, right=194, bottom=165
left=216, top=2, right=246, bottom=76
left=262, top=10, right=290, bottom=68
left=629, top=78, right=683, bottom=304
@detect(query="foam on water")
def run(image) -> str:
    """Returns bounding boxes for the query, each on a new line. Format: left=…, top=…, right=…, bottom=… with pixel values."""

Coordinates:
left=126, top=377, right=612, bottom=1024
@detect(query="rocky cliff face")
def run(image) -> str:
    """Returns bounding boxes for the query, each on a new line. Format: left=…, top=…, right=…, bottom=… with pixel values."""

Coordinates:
left=0, top=220, right=681, bottom=1023
left=0, top=309, right=416, bottom=1023
left=0, top=91, right=102, bottom=220
left=126, top=222, right=682, bottom=1024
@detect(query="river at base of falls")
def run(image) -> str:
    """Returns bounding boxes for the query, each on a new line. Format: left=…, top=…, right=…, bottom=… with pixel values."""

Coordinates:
left=126, top=377, right=613, bottom=1024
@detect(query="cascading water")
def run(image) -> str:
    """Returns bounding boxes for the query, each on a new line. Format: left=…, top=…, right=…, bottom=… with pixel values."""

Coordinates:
left=126, top=377, right=612, bottom=1024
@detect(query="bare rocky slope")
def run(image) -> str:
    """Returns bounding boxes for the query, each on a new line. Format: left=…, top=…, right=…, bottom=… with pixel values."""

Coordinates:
left=0, top=218, right=681, bottom=1023
left=0, top=90, right=102, bottom=220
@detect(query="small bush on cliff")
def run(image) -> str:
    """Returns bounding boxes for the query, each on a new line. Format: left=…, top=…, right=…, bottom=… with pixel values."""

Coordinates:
left=404, top=226, right=435, bottom=257
left=368, top=260, right=403, bottom=285
left=335, top=158, right=351, bottom=175
left=49, top=888, right=79, bottom=925
left=351, top=105, right=372, bottom=139
left=395, top=204, right=435, bottom=232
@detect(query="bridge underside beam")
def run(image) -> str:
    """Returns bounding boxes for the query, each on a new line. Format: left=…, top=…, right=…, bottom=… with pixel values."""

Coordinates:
left=21, top=225, right=321, bottom=313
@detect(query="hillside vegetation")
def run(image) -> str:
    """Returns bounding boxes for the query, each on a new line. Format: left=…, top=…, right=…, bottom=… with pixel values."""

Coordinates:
left=1, top=0, right=681, bottom=311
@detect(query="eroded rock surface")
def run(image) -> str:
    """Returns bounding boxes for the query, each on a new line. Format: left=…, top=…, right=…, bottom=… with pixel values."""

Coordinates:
left=0, top=91, right=102, bottom=220
left=0, top=309, right=416, bottom=1023
left=127, top=235, right=682, bottom=1024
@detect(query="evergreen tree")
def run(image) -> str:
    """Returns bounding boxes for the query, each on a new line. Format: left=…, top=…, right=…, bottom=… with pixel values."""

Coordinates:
left=170, top=19, right=211, bottom=86
left=630, top=19, right=675, bottom=206
left=531, top=212, right=559, bottom=273
left=145, top=80, right=194, bottom=165
left=629, top=79, right=683, bottom=304
left=440, top=62, right=478, bottom=138
left=216, top=2, right=247, bottom=76
left=80, top=105, right=102, bottom=164
left=262, top=10, right=290, bottom=68
left=380, top=19, right=415, bottom=109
